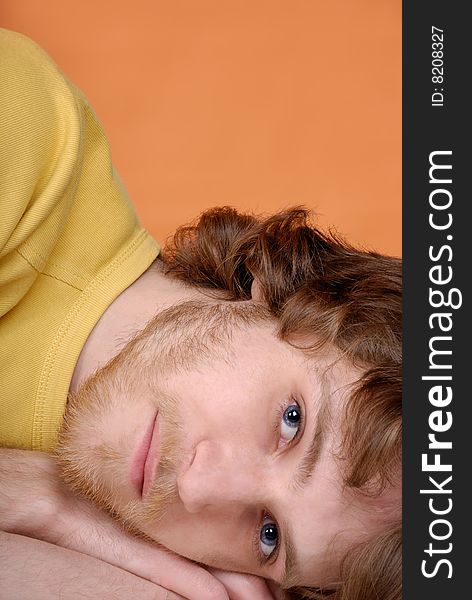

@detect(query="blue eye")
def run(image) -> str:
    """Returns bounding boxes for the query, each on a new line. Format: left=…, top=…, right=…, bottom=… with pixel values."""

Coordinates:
left=259, top=518, right=279, bottom=557
left=281, top=402, right=302, bottom=442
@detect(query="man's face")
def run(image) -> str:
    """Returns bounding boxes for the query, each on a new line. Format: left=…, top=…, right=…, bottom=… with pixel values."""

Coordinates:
left=58, top=301, right=396, bottom=588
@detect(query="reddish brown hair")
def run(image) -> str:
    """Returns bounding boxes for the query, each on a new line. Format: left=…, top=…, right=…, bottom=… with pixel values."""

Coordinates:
left=162, top=207, right=402, bottom=599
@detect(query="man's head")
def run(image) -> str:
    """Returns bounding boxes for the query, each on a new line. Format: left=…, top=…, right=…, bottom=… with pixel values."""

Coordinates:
left=57, top=207, right=402, bottom=599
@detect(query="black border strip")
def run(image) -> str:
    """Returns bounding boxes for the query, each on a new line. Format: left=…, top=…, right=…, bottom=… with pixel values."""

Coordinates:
left=403, top=2, right=469, bottom=597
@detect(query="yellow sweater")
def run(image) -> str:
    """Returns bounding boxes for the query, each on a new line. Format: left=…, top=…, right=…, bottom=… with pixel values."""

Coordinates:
left=0, top=29, right=160, bottom=452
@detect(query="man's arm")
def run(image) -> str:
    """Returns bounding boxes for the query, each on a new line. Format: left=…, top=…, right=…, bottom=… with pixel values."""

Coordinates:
left=0, top=531, right=183, bottom=600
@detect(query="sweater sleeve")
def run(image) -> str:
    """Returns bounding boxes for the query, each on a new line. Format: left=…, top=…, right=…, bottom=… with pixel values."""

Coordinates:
left=0, top=28, right=82, bottom=318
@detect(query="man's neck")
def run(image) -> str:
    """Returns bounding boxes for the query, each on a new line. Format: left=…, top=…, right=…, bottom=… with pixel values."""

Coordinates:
left=69, top=259, right=217, bottom=394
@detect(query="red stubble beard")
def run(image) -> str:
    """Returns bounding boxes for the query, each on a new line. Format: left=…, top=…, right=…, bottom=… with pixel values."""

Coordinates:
left=56, top=355, right=183, bottom=536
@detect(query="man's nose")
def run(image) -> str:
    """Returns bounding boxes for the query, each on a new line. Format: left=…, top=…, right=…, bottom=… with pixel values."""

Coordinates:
left=177, top=440, right=268, bottom=513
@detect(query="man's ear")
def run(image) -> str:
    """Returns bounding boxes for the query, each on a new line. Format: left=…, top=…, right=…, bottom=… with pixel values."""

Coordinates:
left=250, top=277, right=266, bottom=303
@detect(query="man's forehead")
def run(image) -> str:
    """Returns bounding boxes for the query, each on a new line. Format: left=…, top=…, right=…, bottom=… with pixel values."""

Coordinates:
left=285, top=458, right=401, bottom=588
left=282, top=489, right=362, bottom=587
left=345, top=476, right=402, bottom=522
left=303, top=351, right=362, bottom=418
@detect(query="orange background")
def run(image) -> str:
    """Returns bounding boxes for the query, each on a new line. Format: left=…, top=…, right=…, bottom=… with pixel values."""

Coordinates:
left=2, top=0, right=401, bottom=256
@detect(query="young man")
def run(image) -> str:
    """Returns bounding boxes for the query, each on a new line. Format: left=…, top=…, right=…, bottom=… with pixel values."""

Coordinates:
left=0, top=29, right=402, bottom=599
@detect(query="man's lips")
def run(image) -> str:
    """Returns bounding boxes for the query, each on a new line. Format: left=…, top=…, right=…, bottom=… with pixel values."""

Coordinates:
left=142, top=411, right=160, bottom=497
left=130, top=411, right=159, bottom=497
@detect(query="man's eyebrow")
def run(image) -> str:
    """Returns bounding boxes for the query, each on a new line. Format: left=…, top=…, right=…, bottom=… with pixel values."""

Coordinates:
left=280, top=519, right=298, bottom=589
left=293, top=409, right=326, bottom=489
left=293, top=377, right=331, bottom=490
